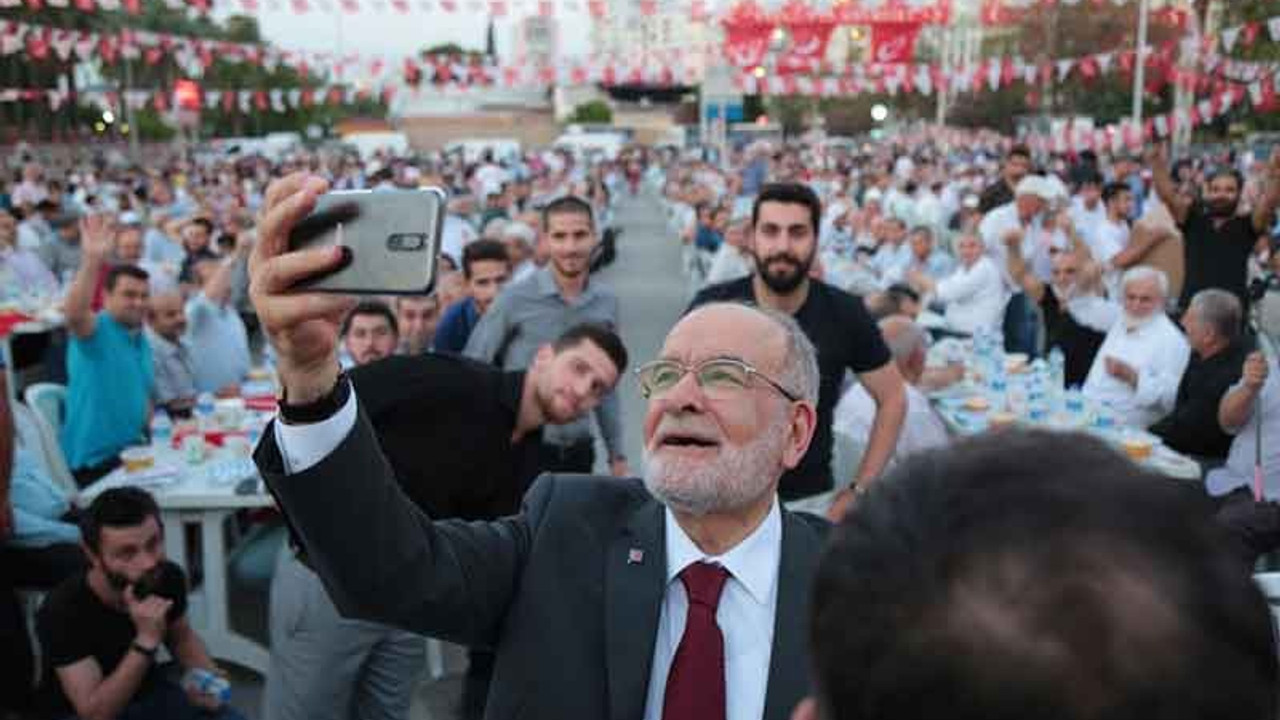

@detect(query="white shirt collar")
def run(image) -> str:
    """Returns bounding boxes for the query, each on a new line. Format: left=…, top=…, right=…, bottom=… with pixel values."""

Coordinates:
left=663, top=497, right=782, bottom=607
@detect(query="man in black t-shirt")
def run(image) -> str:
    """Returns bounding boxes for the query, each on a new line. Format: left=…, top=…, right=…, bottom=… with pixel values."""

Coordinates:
left=690, top=183, right=906, bottom=518
left=267, top=323, right=628, bottom=720
left=37, top=487, right=245, bottom=720
left=1006, top=239, right=1108, bottom=388
left=1150, top=145, right=1280, bottom=312
left=978, top=144, right=1033, bottom=214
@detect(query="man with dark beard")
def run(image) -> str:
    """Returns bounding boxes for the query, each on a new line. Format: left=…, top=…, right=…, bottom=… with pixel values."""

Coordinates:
left=1150, top=145, right=1280, bottom=313
left=690, top=183, right=907, bottom=518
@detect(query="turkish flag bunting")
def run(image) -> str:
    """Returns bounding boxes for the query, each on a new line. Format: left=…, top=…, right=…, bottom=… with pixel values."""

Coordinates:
left=869, top=23, right=920, bottom=64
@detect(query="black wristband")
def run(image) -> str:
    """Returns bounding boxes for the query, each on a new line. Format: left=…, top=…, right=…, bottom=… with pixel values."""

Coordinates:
left=131, top=641, right=158, bottom=659
left=278, top=372, right=351, bottom=425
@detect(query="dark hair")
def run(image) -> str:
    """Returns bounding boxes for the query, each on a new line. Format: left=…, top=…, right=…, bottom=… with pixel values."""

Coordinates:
left=908, top=226, right=934, bottom=242
left=541, top=195, right=595, bottom=232
left=82, top=487, right=161, bottom=555
left=1075, top=168, right=1104, bottom=188
left=751, top=183, right=822, bottom=239
left=461, top=239, right=511, bottom=279
left=1008, top=144, right=1032, bottom=160
left=342, top=300, right=398, bottom=338
left=188, top=217, right=215, bottom=235
left=105, top=264, right=150, bottom=292
left=553, top=321, right=628, bottom=375
left=1207, top=167, right=1245, bottom=191
left=1102, top=181, right=1132, bottom=205
left=811, top=430, right=1276, bottom=720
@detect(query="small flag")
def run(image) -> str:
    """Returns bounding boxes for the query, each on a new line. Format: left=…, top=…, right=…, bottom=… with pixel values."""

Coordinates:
left=627, top=548, right=644, bottom=565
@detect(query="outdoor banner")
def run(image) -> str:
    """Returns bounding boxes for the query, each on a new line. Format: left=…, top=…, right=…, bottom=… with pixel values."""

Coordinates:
left=721, top=0, right=775, bottom=69
left=775, top=0, right=835, bottom=73
left=870, top=23, right=921, bottom=65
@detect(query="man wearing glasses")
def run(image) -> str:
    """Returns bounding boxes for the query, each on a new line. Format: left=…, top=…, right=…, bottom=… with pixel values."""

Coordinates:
left=246, top=172, right=830, bottom=720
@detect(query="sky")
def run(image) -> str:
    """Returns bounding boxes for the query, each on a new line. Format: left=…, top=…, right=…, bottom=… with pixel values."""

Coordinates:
left=225, top=7, right=592, bottom=61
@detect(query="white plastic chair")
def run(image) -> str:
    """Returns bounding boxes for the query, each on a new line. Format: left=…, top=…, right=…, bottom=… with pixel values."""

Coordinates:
left=12, top=401, right=77, bottom=497
left=23, top=382, right=66, bottom=433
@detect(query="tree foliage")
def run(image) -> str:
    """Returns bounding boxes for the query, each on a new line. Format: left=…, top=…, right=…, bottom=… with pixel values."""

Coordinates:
left=0, top=1, right=386, bottom=141
left=569, top=99, right=613, bottom=124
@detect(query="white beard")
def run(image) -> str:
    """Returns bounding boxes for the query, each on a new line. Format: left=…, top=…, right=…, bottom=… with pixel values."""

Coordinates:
left=643, top=411, right=789, bottom=518
left=1122, top=311, right=1156, bottom=332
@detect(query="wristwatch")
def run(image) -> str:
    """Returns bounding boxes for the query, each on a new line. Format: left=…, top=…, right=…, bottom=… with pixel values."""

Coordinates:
left=278, top=371, right=351, bottom=425
left=131, top=641, right=158, bottom=659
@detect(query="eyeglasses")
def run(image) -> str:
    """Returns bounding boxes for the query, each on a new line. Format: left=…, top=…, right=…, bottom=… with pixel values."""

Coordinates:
left=635, top=357, right=799, bottom=402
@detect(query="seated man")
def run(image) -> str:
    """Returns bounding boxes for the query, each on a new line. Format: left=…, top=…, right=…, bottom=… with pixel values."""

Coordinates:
left=61, top=217, right=153, bottom=486
left=147, top=289, right=198, bottom=419
left=37, top=487, right=246, bottom=720
left=833, top=317, right=949, bottom=468
left=1150, top=289, right=1248, bottom=461
left=800, top=429, right=1276, bottom=720
left=887, top=225, right=954, bottom=287
left=1083, top=267, right=1190, bottom=428
left=433, top=239, right=512, bottom=354
left=1007, top=236, right=1112, bottom=388
left=340, top=300, right=399, bottom=368
left=1207, top=351, right=1280, bottom=570
left=393, top=294, right=441, bottom=355
left=184, top=255, right=251, bottom=396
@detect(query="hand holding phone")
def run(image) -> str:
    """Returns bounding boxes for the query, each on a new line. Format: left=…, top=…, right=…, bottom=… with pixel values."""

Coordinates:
left=249, top=174, right=357, bottom=405
left=287, top=188, right=445, bottom=295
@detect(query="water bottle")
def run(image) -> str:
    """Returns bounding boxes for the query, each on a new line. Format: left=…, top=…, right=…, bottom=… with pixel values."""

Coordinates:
left=149, top=410, right=173, bottom=447
left=195, top=392, right=216, bottom=430
left=1048, top=347, right=1066, bottom=407
left=182, top=668, right=231, bottom=705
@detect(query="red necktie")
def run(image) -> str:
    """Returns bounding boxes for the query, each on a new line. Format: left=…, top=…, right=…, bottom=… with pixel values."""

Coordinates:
left=662, top=561, right=731, bottom=720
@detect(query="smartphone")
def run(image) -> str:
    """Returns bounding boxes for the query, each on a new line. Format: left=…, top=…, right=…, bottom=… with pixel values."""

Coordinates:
left=287, top=188, right=446, bottom=295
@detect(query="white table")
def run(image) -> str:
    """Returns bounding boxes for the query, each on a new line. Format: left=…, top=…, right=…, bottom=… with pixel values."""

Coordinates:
left=1, top=307, right=64, bottom=406
left=79, top=436, right=273, bottom=676
left=924, top=348, right=1204, bottom=482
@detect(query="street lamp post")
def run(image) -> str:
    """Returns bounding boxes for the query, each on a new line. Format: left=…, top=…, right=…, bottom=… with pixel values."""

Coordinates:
left=1131, top=0, right=1151, bottom=126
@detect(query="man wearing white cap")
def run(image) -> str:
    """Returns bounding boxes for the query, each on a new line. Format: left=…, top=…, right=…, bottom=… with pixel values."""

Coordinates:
left=978, top=174, right=1070, bottom=355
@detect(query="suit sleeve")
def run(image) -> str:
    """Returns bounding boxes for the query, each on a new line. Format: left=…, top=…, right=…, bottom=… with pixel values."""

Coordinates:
left=255, top=405, right=551, bottom=648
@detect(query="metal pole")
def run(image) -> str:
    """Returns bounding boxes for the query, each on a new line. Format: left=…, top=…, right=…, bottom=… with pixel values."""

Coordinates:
left=935, top=26, right=950, bottom=127
left=123, top=55, right=140, bottom=161
left=1131, top=0, right=1151, bottom=126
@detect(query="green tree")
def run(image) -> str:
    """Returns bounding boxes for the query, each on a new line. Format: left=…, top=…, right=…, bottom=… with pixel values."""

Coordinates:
left=569, top=100, right=612, bottom=124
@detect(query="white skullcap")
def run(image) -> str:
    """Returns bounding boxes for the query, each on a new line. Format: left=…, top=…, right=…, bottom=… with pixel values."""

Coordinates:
left=1014, top=175, right=1055, bottom=201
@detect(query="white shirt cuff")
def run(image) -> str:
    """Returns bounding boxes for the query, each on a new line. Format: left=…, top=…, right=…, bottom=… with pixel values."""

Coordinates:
left=272, top=388, right=359, bottom=474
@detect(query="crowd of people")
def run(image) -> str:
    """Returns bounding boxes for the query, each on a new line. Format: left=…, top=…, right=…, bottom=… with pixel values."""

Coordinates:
left=0, top=128, right=1279, bottom=720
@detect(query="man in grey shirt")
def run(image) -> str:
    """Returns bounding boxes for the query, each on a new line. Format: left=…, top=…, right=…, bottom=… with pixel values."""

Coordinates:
left=146, top=289, right=198, bottom=418
left=464, top=195, right=629, bottom=477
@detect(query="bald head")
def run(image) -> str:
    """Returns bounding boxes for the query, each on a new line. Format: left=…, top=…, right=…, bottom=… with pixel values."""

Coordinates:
left=879, top=316, right=928, bottom=384
left=147, top=291, right=187, bottom=341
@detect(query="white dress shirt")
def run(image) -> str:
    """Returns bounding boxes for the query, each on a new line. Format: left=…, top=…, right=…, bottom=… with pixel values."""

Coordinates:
left=1082, top=313, right=1191, bottom=428
left=935, top=257, right=1007, bottom=334
left=643, top=500, right=780, bottom=720
left=834, top=382, right=948, bottom=466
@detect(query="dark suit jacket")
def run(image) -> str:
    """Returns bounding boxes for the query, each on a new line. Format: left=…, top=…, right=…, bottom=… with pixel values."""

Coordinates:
left=256, top=405, right=830, bottom=720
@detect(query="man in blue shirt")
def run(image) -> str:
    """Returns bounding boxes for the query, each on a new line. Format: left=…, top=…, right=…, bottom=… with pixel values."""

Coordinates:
left=61, top=215, right=153, bottom=486
left=433, top=239, right=512, bottom=354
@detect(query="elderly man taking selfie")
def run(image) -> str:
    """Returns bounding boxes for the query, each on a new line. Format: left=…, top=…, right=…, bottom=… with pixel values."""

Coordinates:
left=247, top=173, right=831, bottom=720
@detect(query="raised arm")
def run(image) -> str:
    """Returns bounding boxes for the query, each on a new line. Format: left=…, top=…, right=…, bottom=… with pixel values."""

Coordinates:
left=1002, top=227, right=1045, bottom=303
left=1253, top=150, right=1280, bottom=236
left=248, top=173, right=530, bottom=645
left=1146, top=144, right=1191, bottom=227
left=64, top=214, right=115, bottom=339
left=1220, top=352, right=1268, bottom=434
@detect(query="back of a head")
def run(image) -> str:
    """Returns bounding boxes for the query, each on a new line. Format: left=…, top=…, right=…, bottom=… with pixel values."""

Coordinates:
left=811, top=430, right=1276, bottom=720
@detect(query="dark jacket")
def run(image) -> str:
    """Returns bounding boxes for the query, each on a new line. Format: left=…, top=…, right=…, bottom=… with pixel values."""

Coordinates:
left=255, top=407, right=828, bottom=720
